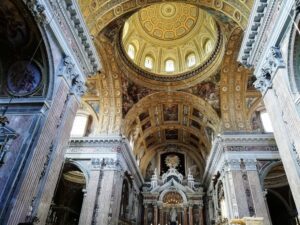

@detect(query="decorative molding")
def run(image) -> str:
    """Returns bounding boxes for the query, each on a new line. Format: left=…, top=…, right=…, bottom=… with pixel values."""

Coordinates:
left=224, top=146, right=277, bottom=152
left=116, top=24, right=224, bottom=90
left=58, top=55, right=87, bottom=98
left=69, top=135, right=123, bottom=145
left=102, top=158, right=120, bottom=169
left=238, top=0, right=294, bottom=73
left=62, top=0, right=101, bottom=73
left=203, top=133, right=278, bottom=186
left=238, top=0, right=269, bottom=66
left=254, top=47, right=285, bottom=93
left=224, top=159, right=241, bottom=171
left=46, top=0, right=101, bottom=77
left=24, top=0, right=48, bottom=25
left=243, top=159, right=257, bottom=171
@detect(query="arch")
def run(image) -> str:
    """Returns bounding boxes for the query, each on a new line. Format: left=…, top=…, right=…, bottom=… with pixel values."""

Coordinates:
left=47, top=161, right=87, bottom=224
left=80, top=0, right=252, bottom=36
left=64, top=160, right=90, bottom=183
left=159, top=189, right=188, bottom=204
left=0, top=0, right=53, bottom=100
left=260, top=161, right=287, bottom=189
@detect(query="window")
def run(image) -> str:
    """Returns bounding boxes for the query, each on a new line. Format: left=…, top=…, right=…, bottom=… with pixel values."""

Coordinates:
left=205, top=39, right=213, bottom=53
left=70, top=115, right=89, bottom=137
left=187, top=53, right=196, bottom=67
left=165, top=59, right=175, bottom=72
left=144, top=56, right=154, bottom=69
left=260, top=111, right=274, bottom=132
left=127, top=44, right=135, bottom=60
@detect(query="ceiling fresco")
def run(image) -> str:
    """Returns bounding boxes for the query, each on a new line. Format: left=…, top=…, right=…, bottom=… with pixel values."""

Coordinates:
left=78, top=1, right=263, bottom=178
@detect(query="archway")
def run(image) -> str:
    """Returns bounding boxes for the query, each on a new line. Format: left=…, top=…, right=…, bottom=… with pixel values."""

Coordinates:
left=263, top=162, right=299, bottom=225
left=46, top=163, right=86, bottom=225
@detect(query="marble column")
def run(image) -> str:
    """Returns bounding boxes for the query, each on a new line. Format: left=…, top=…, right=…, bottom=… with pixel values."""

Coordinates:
left=159, top=207, right=163, bottom=225
left=178, top=209, right=182, bottom=225
left=184, top=207, right=188, bottom=225
left=154, top=205, right=158, bottom=225
left=244, top=159, right=272, bottom=225
left=189, top=206, right=193, bottom=225
left=223, top=159, right=249, bottom=218
left=199, top=204, right=204, bottom=225
left=144, top=204, right=148, bottom=225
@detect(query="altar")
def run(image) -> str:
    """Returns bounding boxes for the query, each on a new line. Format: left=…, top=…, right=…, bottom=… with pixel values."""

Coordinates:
left=142, top=165, right=204, bottom=225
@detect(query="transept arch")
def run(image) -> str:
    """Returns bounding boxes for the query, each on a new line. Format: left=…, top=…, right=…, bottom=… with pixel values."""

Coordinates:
left=78, top=0, right=253, bottom=36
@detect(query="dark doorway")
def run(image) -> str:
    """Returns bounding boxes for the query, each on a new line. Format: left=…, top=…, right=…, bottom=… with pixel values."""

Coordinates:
left=263, top=162, right=299, bottom=225
left=46, top=163, right=86, bottom=225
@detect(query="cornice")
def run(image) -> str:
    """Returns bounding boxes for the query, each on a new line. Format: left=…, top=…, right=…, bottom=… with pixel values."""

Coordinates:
left=115, top=24, right=224, bottom=90
left=62, top=0, right=101, bottom=73
left=69, top=135, right=123, bottom=145
left=238, top=0, right=294, bottom=72
left=203, top=133, right=278, bottom=185
left=237, top=0, right=272, bottom=67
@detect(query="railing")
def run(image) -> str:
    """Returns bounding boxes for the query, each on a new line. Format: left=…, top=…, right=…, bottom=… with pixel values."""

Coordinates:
left=46, top=205, right=79, bottom=225
left=118, top=217, right=134, bottom=225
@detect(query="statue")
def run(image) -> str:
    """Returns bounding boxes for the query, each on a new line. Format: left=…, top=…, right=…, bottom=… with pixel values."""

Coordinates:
left=170, top=207, right=177, bottom=222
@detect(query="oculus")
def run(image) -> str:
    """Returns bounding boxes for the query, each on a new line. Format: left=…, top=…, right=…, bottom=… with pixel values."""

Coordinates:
left=6, top=61, right=42, bottom=96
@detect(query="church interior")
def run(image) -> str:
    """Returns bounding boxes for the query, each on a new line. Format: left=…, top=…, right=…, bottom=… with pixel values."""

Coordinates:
left=0, top=0, right=300, bottom=225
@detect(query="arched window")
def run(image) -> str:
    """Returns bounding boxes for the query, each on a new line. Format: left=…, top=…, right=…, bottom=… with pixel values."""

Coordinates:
left=144, top=56, right=154, bottom=69
left=205, top=39, right=213, bottom=53
left=165, top=59, right=175, bottom=72
left=70, top=114, right=89, bottom=137
left=187, top=53, right=196, bottom=67
left=260, top=111, right=274, bottom=132
left=127, top=44, right=135, bottom=60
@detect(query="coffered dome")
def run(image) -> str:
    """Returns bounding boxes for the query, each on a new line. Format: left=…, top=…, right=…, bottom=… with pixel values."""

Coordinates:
left=119, top=3, right=224, bottom=90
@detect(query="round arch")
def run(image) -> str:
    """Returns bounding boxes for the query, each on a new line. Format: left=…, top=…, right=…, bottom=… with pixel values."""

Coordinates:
left=79, top=0, right=252, bottom=36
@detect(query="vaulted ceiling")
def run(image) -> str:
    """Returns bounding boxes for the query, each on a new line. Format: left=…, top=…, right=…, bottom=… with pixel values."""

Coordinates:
left=78, top=0, right=263, bottom=179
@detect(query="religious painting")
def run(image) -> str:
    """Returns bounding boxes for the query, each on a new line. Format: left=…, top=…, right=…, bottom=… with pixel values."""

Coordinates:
left=0, top=0, right=29, bottom=48
left=182, top=78, right=220, bottom=115
left=160, top=152, right=185, bottom=176
left=6, top=61, right=42, bottom=96
left=86, top=80, right=100, bottom=96
left=163, top=104, right=178, bottom=121
left=122, top=78, right=153, bottom=116
left=165, top=129, right=178, bottom=140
